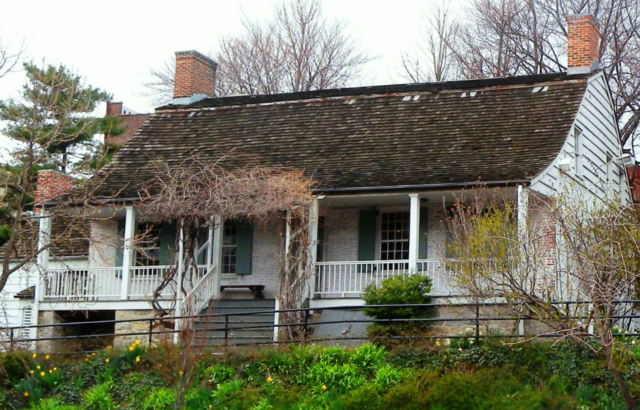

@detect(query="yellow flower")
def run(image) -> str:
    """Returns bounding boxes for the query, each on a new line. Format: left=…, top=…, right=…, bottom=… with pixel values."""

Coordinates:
left=179, top=371, right=184, bottom=376
left=106, top=346, right=112, bottom=350
left=36, top=365, right=40, bottom=370
left=435, top=340, right=441, bottom=346
left=135, top=357, right=140, bottom=363
left=105, top=359, right=109, bottom=364
left=135, top=340, right=141, bottom=345
left=129, top=346, right=134, bottom=352
left=91, top=353, right=96, bottom=356
left=24, top=392, right=29, bottom=397
left=29, top=370, right=34, bottom=375
left=53, top=367, right=57, bottom=371
left=40, top=372, right=45, bottom=377
left=209, top=406, right=212, bottom=409
left=32, top=353, right=37, bottom=359
left=49, top=370, right=52, bottom=374
left=45, top=355, right=50, bottom=360
left=633, top=340, right=637, bottom=345
left=322, top=385, right=327, bottom=391
left=85, top=359, right=88, bottom=362
left=458, top=348, right=463, bottom=352
left=266, top=376, right=273, bottom=383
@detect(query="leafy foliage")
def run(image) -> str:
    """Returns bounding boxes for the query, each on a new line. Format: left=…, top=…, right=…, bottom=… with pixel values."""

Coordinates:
left=363, top=274, right=435, bottom=320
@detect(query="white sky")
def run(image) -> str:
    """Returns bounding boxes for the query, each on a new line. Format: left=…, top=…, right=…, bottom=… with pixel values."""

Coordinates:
left=0, top=0, right=452, bottom=114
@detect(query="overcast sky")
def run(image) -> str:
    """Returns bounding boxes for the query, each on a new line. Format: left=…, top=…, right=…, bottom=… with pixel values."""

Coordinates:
left=0, top=0, right=456, bottom=114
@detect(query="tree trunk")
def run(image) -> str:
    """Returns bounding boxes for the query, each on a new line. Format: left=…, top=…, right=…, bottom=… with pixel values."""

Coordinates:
left=603, top=342, right=635, bottom=410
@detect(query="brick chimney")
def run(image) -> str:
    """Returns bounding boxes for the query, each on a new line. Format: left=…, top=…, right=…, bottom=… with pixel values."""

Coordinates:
left=173, top=50, right=218, bottom=105
left=35, top=170, right=73, bottom=208
left=567, top=14, right=600, bottom=75
left=106, top=101, right=123, bottom=116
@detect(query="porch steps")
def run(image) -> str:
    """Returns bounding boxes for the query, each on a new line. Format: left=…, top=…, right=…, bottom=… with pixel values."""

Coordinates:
left=189, top=299, right=276, bottom=346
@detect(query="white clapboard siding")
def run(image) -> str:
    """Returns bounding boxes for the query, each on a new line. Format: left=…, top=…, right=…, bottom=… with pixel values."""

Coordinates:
left=531, top=72, right=632, bottom=204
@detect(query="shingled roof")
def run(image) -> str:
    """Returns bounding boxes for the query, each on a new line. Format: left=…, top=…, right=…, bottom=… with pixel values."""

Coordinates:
left=92, top=72, right=591, bottom=199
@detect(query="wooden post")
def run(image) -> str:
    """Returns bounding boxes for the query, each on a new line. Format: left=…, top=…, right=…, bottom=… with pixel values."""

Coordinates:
left=121, top=206, right=136, bottom=300
left=408, top=194, right=421, bottom=273
left=174, top=223, right=184, bottom=344
left=308, top=197, right=319, bottom=300
left=212, top=216, right=223, bottom=300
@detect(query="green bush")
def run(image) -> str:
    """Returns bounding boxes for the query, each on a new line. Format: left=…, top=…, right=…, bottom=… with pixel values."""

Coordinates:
left=363, top=274, right=435, bottom=319
left=82, top=382, right=114, bottom=410
left=141, top=387, right=175, bottom=410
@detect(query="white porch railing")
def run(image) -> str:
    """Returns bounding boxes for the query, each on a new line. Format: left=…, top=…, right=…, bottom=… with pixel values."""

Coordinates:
left=44, top=268, right=123, bottom=301
left=181, top=265, right=217, bottom=317
left=43, top=265, right=208, bottom=301
left=314, top=259, right=454, bottom=298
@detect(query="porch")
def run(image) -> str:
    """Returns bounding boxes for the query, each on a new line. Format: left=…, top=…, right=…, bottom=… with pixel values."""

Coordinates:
left=36, top=188, right=521, bottom=306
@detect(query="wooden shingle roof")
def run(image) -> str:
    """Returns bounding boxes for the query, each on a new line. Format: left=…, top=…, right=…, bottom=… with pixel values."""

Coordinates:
left=92, top=72, right=591, bottom=199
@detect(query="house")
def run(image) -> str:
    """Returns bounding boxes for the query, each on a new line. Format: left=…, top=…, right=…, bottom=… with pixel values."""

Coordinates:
left=6, top=14, right=635, bottom=348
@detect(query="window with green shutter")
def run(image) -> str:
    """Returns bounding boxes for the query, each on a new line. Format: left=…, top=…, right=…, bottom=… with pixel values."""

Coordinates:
left=358, top=209, right=377, bottom=261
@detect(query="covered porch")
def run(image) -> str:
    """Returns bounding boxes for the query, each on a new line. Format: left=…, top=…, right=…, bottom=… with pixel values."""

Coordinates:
left=36, top=187, right=521, bottom=307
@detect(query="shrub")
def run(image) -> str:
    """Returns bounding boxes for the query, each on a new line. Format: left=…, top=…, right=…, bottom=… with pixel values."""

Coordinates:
left=363, top=274, right=435, bottom=320
left=82, top=382, right=114, bottom=410
left=141, top=387, right=175, bottom=410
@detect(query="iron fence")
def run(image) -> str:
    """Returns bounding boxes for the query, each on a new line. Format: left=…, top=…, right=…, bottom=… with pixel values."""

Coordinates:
left=2, top=300, right=640, bottom=354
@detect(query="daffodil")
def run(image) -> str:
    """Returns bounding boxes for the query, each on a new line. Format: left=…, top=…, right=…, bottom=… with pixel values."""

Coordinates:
left=435, top=340, right=441, bottom=346
left=322, top=385, right=327, bottom=391
left=32, top=353, right=37, bottom=359
left=135, top=357, right=140, bottom=363
left=40, top=372, right=45, bottom=377
left=267, top=377, right=273, bottom=383
left=29, top=370, right=34, bottom=375
left=48, top=370, right=52, bottom=374
left=53, top=367, right=57, bottom=371
left=24, top=392, right=29, bottom=397
left=36, top=365, right=40, bottom=370
left=91, top=353, right=96, bottom=356
left=135, top=340, right=141, bottom=345
left=105, top=359, right=109, bottom=364
left=179, top=371, right=184, bottom=376
left=129, top=346, right=134, bottom=352
left=45, top=355, right=50, bottom=360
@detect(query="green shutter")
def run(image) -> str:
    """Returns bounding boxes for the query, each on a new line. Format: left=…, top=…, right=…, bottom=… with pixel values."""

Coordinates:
left=236, top=220, right=253, bottom=275
left=419, top=207, right=428, bottom=259
left=115, top=218, right=125, bottom=268
left=159, top=221, right=176, bottom=265
left=317, top=217, right=326, bottom=262
left=358, top=209, right=377, bottom=261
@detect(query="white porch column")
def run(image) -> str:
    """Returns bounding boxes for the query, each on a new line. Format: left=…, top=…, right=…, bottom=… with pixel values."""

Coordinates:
left=120, top=206, right=136, bottom=300
left=174, top=223, right=185, bottom=344
left=517, top=185, right=530, bottom=332
left=211, top=216, right=223, bottom=300
left=35, top=212, right=52, bottom=302
left=33, top=211, right=53, bottom=345
left=408, top=193, right=421, bottom=273
left=307, top=197, right=320, bottom=300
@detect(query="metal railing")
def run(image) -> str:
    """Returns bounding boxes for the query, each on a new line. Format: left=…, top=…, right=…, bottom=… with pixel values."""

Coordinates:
left=315, top=259, right=454, bottom=297
left=3, top=300, right=639, bottom=352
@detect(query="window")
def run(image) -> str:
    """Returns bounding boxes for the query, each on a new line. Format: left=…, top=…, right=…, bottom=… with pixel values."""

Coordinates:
left=574, top=127, right=584, bottom=177
left=380, top=211, right=410, bottom=260
left=222, top=219, right=238, bottom=274
left=135, top=222, right=161, bottom=266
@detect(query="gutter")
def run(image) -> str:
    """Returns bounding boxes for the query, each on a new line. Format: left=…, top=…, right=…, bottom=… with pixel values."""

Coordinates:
left=44, top=180, right=531, bottom=208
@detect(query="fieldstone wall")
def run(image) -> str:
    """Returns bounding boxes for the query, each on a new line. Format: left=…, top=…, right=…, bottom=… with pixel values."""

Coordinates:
left=36, top=311, right=63, bottom=352
left=114, top=310, right=172, bottom=348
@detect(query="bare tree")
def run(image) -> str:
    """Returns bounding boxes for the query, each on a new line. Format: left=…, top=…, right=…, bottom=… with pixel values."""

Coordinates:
left=140, top=154, right=316, bottom=339
left=446, top=188, right=640, bottom=409
left=401, top=2, right=461, bottom=82
left=0, top=35, right=23, bottom=81
left=406, top=0, right=640, bottom=149
left=143, top=0, right=371, bottom=105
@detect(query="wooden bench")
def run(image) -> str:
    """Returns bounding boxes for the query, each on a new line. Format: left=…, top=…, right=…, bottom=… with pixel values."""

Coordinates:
left=220, top=285, right=265, bottom=299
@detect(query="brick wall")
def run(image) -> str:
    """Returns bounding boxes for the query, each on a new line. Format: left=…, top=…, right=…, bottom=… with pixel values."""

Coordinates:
left=324, top=208, right=360, bottom=261
left=89, top=220, right=119, bottom=266
left=173, top=51, right=217, bottom=99
left=35, top=170, right=73, bottom=206
left=567, top=14, right=600, bottom=69
left=426, top=201, right=448, bottom=259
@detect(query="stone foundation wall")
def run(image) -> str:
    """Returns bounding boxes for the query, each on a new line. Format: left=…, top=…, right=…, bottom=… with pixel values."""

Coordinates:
left=114, top=310, right=173, bottom=348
